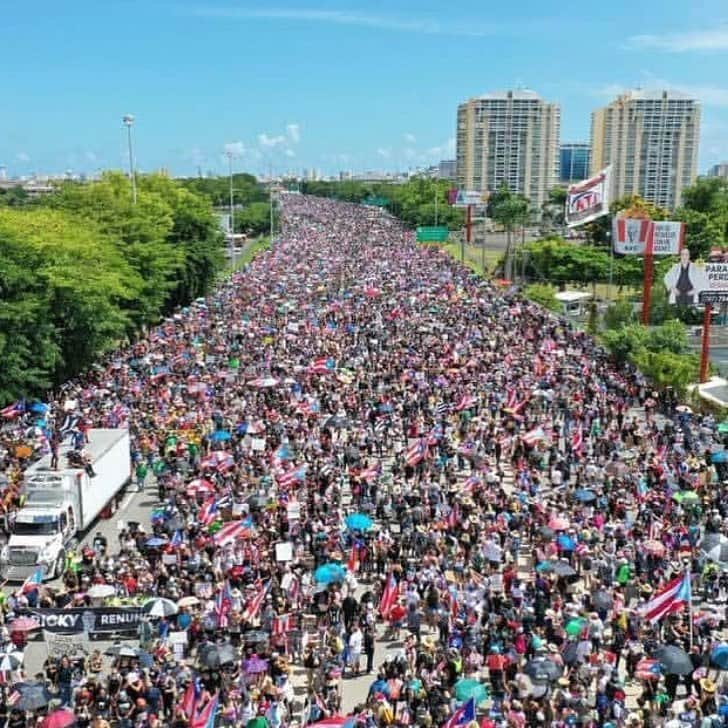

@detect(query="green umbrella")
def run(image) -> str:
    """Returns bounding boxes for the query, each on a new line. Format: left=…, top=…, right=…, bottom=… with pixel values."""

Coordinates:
left=454, top=677, right=489, bottom=704
left=673, top=491, right=700, bottom=505
left=565, top=618, right=587, bottom=637
left=228, top=358, right=240, bottom=370
left=718, top=422, right=728, bottom=434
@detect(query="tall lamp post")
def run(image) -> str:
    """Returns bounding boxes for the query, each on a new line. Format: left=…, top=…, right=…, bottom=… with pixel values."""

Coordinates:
left=226, top=151, right=236, bottom=267
left=122, top=114, right=137, bottom=204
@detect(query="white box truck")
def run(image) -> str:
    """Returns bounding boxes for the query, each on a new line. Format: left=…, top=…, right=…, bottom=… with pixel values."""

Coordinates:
left=1, top=429, right=131, bottom=581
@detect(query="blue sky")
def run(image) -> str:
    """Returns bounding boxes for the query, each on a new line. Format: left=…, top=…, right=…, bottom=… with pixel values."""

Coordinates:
left=3, top=0, right=728, bottom=178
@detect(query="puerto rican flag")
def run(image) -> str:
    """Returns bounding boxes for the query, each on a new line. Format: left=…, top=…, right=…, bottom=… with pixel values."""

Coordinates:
left=360, top=463, right=381, bottom=483
left=278, top=465, right=307, bottom=489
left=215, top=581, right=233, bottom=629
left=640, top=571, right=692, bottom=623
left=505, top=388, right=518, bottom=410
left=521, top=426, right=546, bottom=447
left=198, top=497, right=218, bottom=526
left=443, top=697, right=476, bottom=728
left=571, top=425, right=584, bottom=457
left=309, top=357, right=337, bottom=374
left=454, top=393, right=477, bottom=412
left=242, top=580, right=270, bottom=623
left=18, top=566, right=44, bottom=595
left=213, top=520, right=251, bottom=547
left=404, top=439, right=427, bottom=468
left=378, top=572, right=398, bottom=618
left=190, top=693, right=218, bottom=728
left=272, top=613, right=295, bottom=635
left=1, top=401, right=25, bottom=420
left=180, top=677, right=202, bottom=719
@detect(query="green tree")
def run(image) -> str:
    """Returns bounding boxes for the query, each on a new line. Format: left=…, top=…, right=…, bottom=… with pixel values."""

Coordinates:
left=540, top=186, right=566, bottom=234
left=235, top=201, right=271, bottom=236
left=674, top=177, right=728, bottom=259
left=524, top=283, right=560, bottom=312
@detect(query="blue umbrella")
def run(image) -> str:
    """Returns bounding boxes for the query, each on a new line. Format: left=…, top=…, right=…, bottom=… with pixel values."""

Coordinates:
left=711, top=644, right=728, bottom=670
left=557, top=535, right=577, bottom=551
left=574, top=488, right=596, bottom=503
left=145, top=537, right=168, bottom=548
left=210, top=430, right=232, bottom=442
left=29, top=402, right=48, bottom=414
left=345, top=513, right=374, bottom=531
left=314, top=563, right=347, bottom=584
left=535, top=561, right=552, bottom=572
left=712, top=450, right=728, bottom=464
left=369, top=678, right=390, bottom=696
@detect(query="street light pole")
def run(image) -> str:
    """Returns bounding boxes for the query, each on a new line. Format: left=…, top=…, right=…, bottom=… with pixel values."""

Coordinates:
left=122, top=114, right=136, bottom=204
left=227, top=151, right=235, bottom=268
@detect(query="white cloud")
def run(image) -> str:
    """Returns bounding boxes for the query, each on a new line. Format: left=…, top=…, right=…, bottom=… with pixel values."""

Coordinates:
left=224, top=141, right=246, bottom=157
left=424, top=137, right=456, bottom=160
left=377, top=147, right=391, bottom=159
left=258, top=133, right=287, bottom=148
left=192, top=7, right=502, bottom=38
left=284, top=148, right=296, bottom=158
left=15, top=152, right=30, bottom=163
left=403, top=132, right=417, bottom=144
left=286, top=123, right=301, bottom=144
left=630, top=26, right=728, bottom=52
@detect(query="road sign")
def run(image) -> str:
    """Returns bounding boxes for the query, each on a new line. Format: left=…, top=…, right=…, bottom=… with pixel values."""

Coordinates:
left=363, top=197, right=389, bottom=207
left=416, top=226, right=449, bottom=242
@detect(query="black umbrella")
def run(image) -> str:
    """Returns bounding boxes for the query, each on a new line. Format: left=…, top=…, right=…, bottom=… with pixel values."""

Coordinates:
left=324, top=415, right=351, bottom=430
left=13, top=682, right=54, bottom=711
left=524, top=657, right=563, bottom=683
left=198, top=642, right=237, bottom=669
left=652, top=644, right=694, bottom=675
left=591, top=590, right=613, bottom=611
left=551, top=561, right=577, bottom=577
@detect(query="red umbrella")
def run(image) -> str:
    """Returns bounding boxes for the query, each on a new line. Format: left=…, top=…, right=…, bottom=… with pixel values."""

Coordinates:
left=40, top=709, right=76, bottom=728
left=8, top=617, right=40, bottom=633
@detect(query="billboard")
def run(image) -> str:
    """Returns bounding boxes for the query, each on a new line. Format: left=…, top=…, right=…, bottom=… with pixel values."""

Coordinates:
left=663, top=249, right=728, bottom=305
left=448, top=189, right=485, bottom=207
left=565, top=166, right=611, bottom=227
left=613, top=219, right=685, bottom=256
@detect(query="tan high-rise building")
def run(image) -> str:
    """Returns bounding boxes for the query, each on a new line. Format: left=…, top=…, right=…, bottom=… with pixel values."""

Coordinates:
left=590, top=90, right=700, bottom=210
left=456, top=89, right=560, bottom=208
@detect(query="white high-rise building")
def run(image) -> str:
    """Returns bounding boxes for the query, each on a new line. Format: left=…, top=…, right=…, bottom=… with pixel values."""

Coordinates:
left=590, top=90, right=700, bottom=210
left=455, top=89, right=561, bottom=208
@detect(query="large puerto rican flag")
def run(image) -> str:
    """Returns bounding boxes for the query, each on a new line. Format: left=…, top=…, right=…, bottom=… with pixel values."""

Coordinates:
left=404, top=439, right=427, bottom=467
left=640, top=571, right=692, bottom=623
left=213, top=521, right=251, bottom=547
left=443, top=697, right=476, bottom=728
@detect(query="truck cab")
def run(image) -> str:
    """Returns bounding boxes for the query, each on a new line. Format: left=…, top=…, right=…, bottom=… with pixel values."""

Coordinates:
left=2, top=491, right=78, bottom=580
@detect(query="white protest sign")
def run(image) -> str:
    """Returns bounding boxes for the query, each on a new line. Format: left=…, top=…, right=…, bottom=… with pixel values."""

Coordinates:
left=275, top=542, right=293, bottom=562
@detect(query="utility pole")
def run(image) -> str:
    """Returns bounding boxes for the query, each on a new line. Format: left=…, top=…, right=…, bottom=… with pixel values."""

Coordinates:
left=122, top=115, right=136, bottom=204
left=227, top=151, right=235, bottom=268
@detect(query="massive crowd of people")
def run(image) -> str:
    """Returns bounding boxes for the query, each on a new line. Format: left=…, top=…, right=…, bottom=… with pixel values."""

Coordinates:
left=0, top=195, right=727, bottom=727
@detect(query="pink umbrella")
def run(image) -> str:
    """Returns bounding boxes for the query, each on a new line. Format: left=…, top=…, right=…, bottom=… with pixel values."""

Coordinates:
left=307, top=719, right=353, bottom=728
left=8, top=617, right=40, bottom=633
left=548, top=517, right=569, bottom=531
left=40, top=709, right=76, bottom=728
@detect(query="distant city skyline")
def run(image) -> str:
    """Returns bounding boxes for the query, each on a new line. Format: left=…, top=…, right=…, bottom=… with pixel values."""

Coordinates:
left=3, top=1, right=728, bottom=177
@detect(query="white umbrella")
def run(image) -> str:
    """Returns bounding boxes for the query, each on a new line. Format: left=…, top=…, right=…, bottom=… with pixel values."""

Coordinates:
left=142, top=597, right=178, bottom=618
left=87, top=584, right=116, bottom=599
left=177, top=596, right=200, bottom=608
left=0, top=651, right=23, bottom=671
